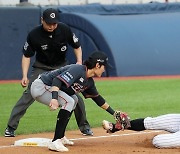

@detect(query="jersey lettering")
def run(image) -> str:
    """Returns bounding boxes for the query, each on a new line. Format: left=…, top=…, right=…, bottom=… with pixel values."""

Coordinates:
left=71, top=83, right=84, bottom=93
left=60, top=71, right=74, bottom=83
left=66, top=71, right=73, bottom=79
left=61, top=74, right=71, bottom=82
left=41, top=44, right=48, bottom=50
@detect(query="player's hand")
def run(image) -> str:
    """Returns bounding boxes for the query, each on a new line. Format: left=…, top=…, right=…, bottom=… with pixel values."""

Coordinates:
left=21, top=77, right=29, bottom=88
left=49, top=99, right=59, bottom=111
left=76, top=61, right=82, bottom=65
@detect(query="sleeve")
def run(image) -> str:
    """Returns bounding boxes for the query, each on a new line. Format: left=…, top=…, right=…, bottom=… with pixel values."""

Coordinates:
left=91, top=95, right=106, bottom=107
left=22, top=34, right=35, bottom=57
left=82, top=78, right=106, bottom=106
left=52, top=77, right=62, bottom=88
left=82, top=78, right=99, bottom=98
left=66, top=26, right=81, bottom=49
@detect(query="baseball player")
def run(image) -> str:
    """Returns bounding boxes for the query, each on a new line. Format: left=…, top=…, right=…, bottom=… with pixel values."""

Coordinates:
left=31, top=51, right=123, bottom=152
left=5, top=8, right=93, bottom=137
left=102, top=114, right=180, bottom=148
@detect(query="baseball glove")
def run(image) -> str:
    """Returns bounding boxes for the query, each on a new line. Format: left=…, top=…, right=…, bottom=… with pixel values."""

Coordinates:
left=102, top=111, right=131, bottom=133
left=113, top=111, right=131, bottom=130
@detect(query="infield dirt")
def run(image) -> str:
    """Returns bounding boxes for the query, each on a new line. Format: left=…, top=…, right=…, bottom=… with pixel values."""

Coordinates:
left=0, top=128, right=180, bottom=154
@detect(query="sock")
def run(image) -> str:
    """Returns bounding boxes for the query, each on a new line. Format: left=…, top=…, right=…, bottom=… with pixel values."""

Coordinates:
left=128, top=118, right=145, bottom=131
left=52, top=109, right=71, bottom=141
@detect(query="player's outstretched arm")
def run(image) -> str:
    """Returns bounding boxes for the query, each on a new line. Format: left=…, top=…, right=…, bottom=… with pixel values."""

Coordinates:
left=102, top=118, right=146, bottom=133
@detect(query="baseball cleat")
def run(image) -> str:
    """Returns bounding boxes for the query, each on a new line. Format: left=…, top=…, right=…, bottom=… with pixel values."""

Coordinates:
left=102, top=120, right=113, bottom=133
left=48, top=139, right=69, bottom=152
left=81, top=129, right=93, bottom=136
left=61, top=136, right=74, bottom=145
left=4, top=127, right=15, bottom=137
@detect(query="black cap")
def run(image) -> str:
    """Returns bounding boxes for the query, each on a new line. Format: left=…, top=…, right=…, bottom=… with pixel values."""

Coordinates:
left=89, top=51, right=112, bottom=68
left=43, top=8, right=59, bottom=24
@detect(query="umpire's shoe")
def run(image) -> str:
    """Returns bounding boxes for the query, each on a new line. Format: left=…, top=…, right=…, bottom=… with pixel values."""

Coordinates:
left=4, top=126, right=15, bottom=137
left=81, top=129, right=93, bottom=136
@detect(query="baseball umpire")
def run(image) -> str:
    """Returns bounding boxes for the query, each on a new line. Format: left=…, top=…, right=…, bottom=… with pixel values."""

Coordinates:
left=5, top=8, right=93, bottom=137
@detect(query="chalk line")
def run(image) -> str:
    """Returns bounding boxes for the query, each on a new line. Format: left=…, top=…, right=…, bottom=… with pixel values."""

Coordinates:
left=0, top=130, right=162, bottom=149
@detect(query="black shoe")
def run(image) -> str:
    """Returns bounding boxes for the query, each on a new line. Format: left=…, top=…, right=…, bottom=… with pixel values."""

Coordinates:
left=4, top=127, right=15, bottom=137
left=81, top=129, right=93, bottom=136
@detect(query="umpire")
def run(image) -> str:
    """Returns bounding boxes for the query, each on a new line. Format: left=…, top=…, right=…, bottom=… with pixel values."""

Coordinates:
left=5, top=8, right=93, bottom=137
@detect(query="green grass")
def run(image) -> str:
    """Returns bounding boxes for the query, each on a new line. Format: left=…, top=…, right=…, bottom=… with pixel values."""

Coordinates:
left=1, top=78, right=180, bottom=136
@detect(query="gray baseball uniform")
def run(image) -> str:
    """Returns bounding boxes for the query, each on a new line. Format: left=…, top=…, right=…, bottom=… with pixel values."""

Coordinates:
left=31, top=64, right=99, bottom=112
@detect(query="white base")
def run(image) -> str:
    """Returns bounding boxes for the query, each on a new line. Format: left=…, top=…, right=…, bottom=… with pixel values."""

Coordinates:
left=14, top=138, right=51, bottom=147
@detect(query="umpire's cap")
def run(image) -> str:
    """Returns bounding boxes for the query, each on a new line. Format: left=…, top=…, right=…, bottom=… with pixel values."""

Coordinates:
left=89, top=51, right=112, bottom=68
left=43, top=8, right=59, bottom=24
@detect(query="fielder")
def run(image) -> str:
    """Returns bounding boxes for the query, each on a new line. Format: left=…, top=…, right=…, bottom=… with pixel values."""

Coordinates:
left=31, top=51, right=125, bottom=152
left=102, top=114, right=180, bottom=148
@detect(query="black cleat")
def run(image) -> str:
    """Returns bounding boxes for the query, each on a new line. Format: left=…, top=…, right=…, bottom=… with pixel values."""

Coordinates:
left=81, top=129, right=93, bottom=136
left=4, top=127, right=15, bottom=137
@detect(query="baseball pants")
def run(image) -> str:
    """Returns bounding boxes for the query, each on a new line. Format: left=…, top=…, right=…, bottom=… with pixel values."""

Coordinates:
left=144, top=114, right=180, bottom=148
left=31, top=77, right=78, bottom=112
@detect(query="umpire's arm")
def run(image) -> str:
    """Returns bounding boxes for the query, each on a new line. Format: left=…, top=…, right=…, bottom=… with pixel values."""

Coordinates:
left=21, top=55, right=31, bottom=88
left=74, top=46, right=82, bottom=65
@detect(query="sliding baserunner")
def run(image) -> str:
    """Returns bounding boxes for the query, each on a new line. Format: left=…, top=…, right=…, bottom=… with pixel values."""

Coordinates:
left=103, top=114, right=180, bottom=148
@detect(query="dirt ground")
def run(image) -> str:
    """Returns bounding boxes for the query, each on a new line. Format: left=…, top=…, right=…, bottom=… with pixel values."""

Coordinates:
left=0, top=128, right=180, bottom=154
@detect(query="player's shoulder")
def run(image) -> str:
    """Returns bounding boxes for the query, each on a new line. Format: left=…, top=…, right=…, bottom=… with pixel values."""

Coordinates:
left=62, top=64, right=85, bottom=70
left=88, top=77, right=95, bottom=84
left=57, top=22, right=71, bottom=32
left=28, top=25, right=41, bottom=36
left=67, top=64, right=86, bottom=75
left=70, top=64, right=85, bottom=70
left=58, top=22, right=70, bottom=28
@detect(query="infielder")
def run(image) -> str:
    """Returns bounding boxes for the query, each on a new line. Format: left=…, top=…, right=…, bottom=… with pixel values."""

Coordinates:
left=5, top=8, right=93, bottom=137
left=31, top=51, right=123, bottom=152
left=103, top=114, right=180, bottom=148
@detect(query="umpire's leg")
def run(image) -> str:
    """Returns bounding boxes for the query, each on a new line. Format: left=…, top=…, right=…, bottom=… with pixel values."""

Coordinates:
left=6, top=67, right=45, bottom=131
left=74, top=94, right=93, bottom=135
left=7, top=89, right=34, bottom=130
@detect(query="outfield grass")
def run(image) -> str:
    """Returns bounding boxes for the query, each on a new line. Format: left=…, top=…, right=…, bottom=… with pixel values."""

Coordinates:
left=0, top=78, right=180, bottom=136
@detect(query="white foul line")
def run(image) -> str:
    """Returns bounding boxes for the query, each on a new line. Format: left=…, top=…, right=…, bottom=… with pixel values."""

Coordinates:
left=0, top=145, right=15, bottom=149
left=70, top=130, right=162, bottom=141
left=0, top=130, right=162, bottom=149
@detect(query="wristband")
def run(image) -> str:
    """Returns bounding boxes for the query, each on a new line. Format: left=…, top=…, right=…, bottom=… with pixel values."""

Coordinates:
left=106, top=106, right=115, bottom=115
left=52, top=91, right=58, bottom=100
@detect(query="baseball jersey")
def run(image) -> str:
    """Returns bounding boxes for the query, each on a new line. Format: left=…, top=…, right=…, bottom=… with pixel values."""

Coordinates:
left=40, top=64, right=99, bottom=98
left=22, top=22, right=80, bottom=66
